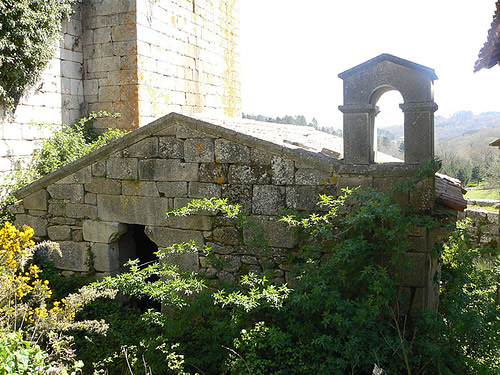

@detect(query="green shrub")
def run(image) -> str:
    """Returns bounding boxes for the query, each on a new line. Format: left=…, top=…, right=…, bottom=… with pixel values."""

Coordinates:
left=0, top=111, right=126, bottom=225
left=0, top=0, right=76, bottom=110
left=435, top=221, right=500, bottom=374
left=0, top=331, right=49, bottom=375
left=75, top=192, right=498, bottom=375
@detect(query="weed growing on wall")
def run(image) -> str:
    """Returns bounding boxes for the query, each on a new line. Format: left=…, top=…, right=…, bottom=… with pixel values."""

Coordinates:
left=0, top=111, right=127, bottom=224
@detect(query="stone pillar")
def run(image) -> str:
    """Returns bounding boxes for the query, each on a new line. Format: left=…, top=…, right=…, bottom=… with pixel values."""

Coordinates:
left=338, top=104, right=379, bottom=165
left=400, top=102, right=438, bottom=164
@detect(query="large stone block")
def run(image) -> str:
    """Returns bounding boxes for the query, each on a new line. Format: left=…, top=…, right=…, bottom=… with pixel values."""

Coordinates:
left=199, top=163, right=228, bottom=184
left=286, top=186, right=323, bottom=211
left=295, top=168, right=336, bottom=185
left=145, top=226, right=204, bottom=248
left=85, top=193, right=97, bottom=205
left=228, top=164, right=271, bottom=185
left=252, top=185, right=286, bottom=215
left=243, top=216, right=296, bottom=249
left=213, top=227, right=240, bottom=246
left=138, top=159, right=198, bottom=181
left=159, top=137, right=184, bottom=158
left=64, top=203, right=98, bottom=220
left=271, top=156, right=295, bottom=185
left=15, top=215, right=48, bottom=237
left=56, top=167, right=91, bottom=184
left=91, top=242, right=121, bottom=273
left=337, top=176, right=373, bottom=190
left=106, top=158, right=138, bottom=180
left=184, top=139, right=215, bottom=162
left=222, top=184, right=252, bottom=212
left=92, top=161, right=106, bottom=177
left=409, top=177, right=434, bottom=212
left=160, top=248, right=200, bottom=273
left=47, top=184, right=85, bottom=203
left=250, top=149, right=272, bottom=165
left=188, top=182, right=221, bottom=198
left=124, top=138, right=159, bottom=158
left=85, top=178, right=122, bottom=195
left=122, top=180, right=159, bottom=196
left=83, top=220, right=127, bottom=243
left=157, top=182, right=188, bottom=197
left=47, top=225, right=72, bottom=241
left=97, top=194, right=169, bottom=225
left=215, top=139, right=250, bottom=163
left=402, top=252, right=428, bottom=288
left=53, top=241, right=89, bottom=272
left=176, top=126, right=209, bottom=139
left=164, top=216, right=212, bottom=231
left=23, top=189, right=48, bottom=211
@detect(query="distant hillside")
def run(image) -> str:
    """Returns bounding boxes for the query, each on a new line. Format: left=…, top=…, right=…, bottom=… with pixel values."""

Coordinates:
left=382, top=111, right=500, bottom=142
left=436, top=126, right=500, bottom=161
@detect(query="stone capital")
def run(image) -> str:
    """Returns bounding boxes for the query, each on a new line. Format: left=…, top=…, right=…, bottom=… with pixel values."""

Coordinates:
left=399, top=102, right=438, bottom=113
left=338, top=104, right=379, bottom=114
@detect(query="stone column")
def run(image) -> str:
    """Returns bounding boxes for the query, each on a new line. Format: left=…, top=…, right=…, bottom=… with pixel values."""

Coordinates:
left=399, top=102, right=438, bottom=164
left=338, top=104, right=379, bottom=165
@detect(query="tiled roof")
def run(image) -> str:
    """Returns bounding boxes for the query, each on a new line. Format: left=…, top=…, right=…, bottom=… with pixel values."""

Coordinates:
left=435, top=173, right=467, bottom=211
left=475, top=1, right=500, bottom=72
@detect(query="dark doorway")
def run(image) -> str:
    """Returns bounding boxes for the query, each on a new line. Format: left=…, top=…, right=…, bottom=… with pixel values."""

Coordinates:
left=121, top=224, right=161, bottom=311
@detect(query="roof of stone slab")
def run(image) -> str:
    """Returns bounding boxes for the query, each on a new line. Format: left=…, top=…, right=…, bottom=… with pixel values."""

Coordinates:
left=338, top=53, right=438, bottom=81
left=15, top=112, right=354, bottom=199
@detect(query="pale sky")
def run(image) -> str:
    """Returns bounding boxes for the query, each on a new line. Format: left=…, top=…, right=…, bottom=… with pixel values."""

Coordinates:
left=239, top=0, right=499, bottom=129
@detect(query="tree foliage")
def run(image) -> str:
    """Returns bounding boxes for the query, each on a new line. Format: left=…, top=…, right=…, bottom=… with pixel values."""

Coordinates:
left=0, top=0, right=76, bottom=110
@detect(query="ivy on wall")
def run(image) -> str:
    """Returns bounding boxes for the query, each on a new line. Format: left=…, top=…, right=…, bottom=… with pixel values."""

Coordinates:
left=0, top=0, right=76, bottom=111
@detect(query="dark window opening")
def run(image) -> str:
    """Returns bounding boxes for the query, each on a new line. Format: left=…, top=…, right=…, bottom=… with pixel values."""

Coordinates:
left=122, top=224, right=161, bottom=312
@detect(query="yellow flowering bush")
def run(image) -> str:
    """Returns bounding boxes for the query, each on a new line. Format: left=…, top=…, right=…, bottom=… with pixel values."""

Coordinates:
left=0, top=222, right=115, bottom=335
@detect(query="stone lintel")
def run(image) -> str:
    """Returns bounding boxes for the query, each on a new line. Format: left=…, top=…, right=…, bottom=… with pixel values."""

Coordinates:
left=83, top=220, right=127, bottom=243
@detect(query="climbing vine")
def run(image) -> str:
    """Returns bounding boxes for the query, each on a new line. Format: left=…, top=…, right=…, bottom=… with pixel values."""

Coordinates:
left=0, top=0, right=76, bottom=111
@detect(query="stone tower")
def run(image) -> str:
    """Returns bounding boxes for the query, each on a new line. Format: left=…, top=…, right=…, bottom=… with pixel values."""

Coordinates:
left=0, top=0, right=241, bottom=174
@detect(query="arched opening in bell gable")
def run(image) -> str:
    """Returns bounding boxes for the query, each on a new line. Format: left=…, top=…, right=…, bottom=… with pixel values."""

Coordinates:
left=370, top=88, right=405, bottom=163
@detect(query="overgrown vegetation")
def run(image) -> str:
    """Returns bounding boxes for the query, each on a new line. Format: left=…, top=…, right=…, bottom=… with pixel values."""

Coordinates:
left=0, top=0, right=76, bottom=111
left=21, top=192, right=492, bottom=374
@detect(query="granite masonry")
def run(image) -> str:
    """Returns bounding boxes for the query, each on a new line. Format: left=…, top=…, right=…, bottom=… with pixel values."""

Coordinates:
left=11, top=55, right=451, bottom=313
left=0, top=0, right=240, bottom=174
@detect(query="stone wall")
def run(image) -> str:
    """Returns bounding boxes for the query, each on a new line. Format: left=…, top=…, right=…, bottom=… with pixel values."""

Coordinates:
left=11, top=114, right=440, bottom=313
left=135, top=0, right=241, bottom=126
left=458, top=208, right=499, bottom=249
left=0, top=0, right=241, bottom=174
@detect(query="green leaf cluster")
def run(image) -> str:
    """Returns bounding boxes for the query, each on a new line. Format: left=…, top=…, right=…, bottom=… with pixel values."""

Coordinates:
left=0, top=331, right=48, bottom=374
left=0, top=111, right=126, bottom=224
left=0, top=0, right=76, bottom=110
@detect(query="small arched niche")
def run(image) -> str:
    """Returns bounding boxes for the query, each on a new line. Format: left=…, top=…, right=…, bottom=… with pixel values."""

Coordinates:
left=370, top=88, right=405, bottom=163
